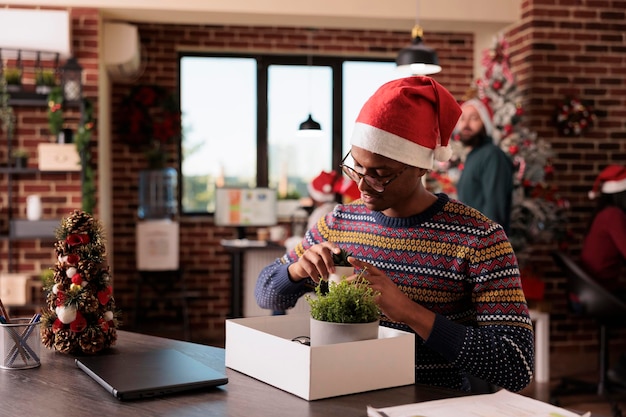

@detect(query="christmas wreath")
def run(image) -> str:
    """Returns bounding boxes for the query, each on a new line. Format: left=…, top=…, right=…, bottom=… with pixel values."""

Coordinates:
left=554, top=97, right=596, bottom=137
left=118, top=84, right=181, bottom=169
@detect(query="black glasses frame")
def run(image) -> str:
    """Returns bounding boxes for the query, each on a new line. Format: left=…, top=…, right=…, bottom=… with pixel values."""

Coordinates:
left=339, top=151, right=408, bottom=193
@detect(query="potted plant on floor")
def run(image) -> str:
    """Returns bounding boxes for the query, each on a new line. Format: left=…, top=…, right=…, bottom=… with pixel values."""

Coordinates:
left=307, top=249, right=380, bottom=346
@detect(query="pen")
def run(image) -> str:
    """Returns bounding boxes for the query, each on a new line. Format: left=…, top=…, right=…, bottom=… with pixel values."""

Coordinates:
left=0, top=298, right=11, bottom=324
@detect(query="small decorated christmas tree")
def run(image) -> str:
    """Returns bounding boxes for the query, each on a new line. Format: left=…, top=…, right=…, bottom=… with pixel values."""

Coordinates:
left=41, top=210, right=119, bottom=354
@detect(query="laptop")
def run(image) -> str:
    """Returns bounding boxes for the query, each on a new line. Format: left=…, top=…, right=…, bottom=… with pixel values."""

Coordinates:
left=75, top=348, right=229, bottom=401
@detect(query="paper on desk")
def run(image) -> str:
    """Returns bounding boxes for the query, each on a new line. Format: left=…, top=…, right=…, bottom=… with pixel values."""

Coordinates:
left=367, top=389, right=587, bottom=417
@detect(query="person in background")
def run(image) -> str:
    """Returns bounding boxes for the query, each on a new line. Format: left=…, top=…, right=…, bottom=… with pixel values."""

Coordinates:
left=455, top=98, right=514, bottom=234
left=581, top=164, right=626, bottom=387
left=581, top=164, right=626, bottom=296
left=255, top=76, right=533, bottom=393
left=306, top=170, right=344, bottom=231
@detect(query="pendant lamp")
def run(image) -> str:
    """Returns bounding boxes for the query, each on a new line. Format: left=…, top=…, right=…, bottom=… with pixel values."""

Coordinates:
left=298, top=29, right=322, bottom=137
left=396, top=1, right=441, bottom=76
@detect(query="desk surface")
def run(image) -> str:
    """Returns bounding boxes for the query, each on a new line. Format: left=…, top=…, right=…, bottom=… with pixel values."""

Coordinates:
left=0, top=331, right=469, bottom=417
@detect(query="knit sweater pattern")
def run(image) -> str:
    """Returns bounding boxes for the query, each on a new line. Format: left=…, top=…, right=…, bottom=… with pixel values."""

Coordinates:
left=255, top=194, right=534, bottom=392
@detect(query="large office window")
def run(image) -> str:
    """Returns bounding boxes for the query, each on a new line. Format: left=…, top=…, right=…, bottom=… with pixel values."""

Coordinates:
left=180, top=54, right=398, bottom=215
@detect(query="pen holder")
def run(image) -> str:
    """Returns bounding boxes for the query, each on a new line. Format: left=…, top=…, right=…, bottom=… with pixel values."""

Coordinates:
left=0, top=318, right=41, bottom=369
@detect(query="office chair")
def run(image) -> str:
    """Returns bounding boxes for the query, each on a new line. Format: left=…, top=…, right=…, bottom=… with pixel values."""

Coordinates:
left=551, top=250, right=626, bottom=404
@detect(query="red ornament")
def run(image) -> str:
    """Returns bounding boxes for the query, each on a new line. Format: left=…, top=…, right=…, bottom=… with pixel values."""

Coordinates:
left=67, top=254, right=80, bottom=265
left=98, top=286, right=113, bottom=305
left=71, top=273, right=82, bottom=285
left=508, top=145, right=519, bottom=155
left=70, top=312, right=87, bottom=333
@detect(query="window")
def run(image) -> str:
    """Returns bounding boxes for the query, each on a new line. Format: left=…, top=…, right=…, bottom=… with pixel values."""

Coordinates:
left=180, top=54, right=398, bottom=215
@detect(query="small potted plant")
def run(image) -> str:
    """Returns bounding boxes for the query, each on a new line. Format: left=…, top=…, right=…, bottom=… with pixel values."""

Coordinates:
left=306, top=257, right=380, bottom=346
left=3, top=67, right=23, bottom=92
left=329, top=248, right=354, bottom=284
left=35, top=68, right=57, bottom=95
left=11, top=148, right=29, bottom=168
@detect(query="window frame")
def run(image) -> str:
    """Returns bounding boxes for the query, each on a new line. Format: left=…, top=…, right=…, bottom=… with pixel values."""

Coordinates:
left=177, top=52, right=393, bottom=216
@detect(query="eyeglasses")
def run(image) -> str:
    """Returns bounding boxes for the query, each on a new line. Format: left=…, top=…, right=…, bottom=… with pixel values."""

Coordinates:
left=339, top=152, right=409, bottom=193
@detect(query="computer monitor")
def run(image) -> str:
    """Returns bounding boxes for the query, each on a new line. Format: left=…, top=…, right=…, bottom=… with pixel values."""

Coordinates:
left=214, top=187, right=277, bottom=228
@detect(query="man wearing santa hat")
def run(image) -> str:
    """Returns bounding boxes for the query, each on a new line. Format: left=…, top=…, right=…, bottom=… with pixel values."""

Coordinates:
left=305, top=170, right=357, bottom=231
left=581, top=164, right=626, bottom=387
left=455, top=98, right=514, bottom=233
left=256, top=76, right=533, bottom=393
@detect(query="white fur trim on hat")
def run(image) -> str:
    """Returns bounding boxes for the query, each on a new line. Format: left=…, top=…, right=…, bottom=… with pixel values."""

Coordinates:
left=602, top=177, right=626, bottom=194
left=351, top=122, right=436, bottom=169
left=462, top=98, right=494, bottom=137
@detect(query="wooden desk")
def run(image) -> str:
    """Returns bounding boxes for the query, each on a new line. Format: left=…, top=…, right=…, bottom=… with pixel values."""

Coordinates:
left=0, top=330, right=470, bottom=417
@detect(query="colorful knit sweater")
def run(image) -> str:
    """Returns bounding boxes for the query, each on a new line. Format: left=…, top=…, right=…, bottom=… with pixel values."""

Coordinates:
left=255, top=194, right=534, bottom=392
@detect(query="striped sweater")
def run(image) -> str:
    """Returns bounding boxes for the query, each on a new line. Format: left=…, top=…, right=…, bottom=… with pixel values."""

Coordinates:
left=255, top=193, right=534, bottom=392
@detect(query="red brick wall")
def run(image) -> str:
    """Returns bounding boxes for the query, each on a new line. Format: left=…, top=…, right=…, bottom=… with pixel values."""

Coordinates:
left=505, top=0, right=626, bottom=356
left=0, top=8, right=98, bottom=280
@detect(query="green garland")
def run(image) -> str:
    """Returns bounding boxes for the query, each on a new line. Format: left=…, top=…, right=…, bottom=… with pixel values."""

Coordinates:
left=75, top=99, right=96, bottom=214
left=47, top=87, right=64, bottom=136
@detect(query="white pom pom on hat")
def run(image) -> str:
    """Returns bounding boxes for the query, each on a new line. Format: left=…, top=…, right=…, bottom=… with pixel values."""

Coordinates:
left=589, top=164, right=626, bottom=199
left=350, top=76, right=462, bottom=169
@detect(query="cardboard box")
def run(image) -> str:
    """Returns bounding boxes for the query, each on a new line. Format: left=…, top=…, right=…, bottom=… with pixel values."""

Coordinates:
left=225, top=314, right=415, bottom=400
left=38, top=143, right=81, bottom=171
left=0, top=273, right=32, bottom=305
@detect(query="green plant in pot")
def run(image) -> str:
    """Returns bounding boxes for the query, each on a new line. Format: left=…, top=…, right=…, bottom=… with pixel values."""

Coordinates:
left=306, top=253, right=380, bottom=346
left=330, top=248, right=354, bottom=284
left=3, top=67, right=22, bottom=92
left=11, top=148, right=29, bottom=168
left=35, top=68, right=57, bottom=94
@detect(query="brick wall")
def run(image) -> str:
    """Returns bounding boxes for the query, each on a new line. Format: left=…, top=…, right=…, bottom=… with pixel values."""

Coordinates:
left=0, top=8, right=98, bottom=280
left=505, top=0, right=626, bottom=356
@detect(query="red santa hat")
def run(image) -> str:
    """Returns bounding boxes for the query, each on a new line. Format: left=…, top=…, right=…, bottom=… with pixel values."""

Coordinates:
left=339, top=178, right=361, bottom=203
left=308, top=170, right=342, bottom=202
left=461, top=98, right=494, bottom=137
left=350, top=76, right=462, bottom=169
left=588, top=165, right=626, bottom=199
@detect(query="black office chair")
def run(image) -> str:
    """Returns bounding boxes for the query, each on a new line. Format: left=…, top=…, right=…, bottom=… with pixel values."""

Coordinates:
left=551, top=250, right=626, bottom=404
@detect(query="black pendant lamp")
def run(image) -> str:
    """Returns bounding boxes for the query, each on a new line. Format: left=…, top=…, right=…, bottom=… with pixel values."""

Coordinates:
left=396, top=1, right=441, bottom=76
left=299, top=114, right=321, bottom=131
left=298, top=29, right=322, bottom=137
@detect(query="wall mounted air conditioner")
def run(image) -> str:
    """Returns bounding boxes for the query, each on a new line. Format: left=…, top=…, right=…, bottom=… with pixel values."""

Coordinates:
left=104, top=22, right=142, bottom=81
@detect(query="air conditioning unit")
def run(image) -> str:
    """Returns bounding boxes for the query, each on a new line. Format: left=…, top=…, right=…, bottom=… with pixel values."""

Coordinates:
left=104, top=22, right=142, bottom=81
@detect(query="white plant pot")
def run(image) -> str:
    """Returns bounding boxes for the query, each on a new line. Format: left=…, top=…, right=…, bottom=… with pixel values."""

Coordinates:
left=328, top=266, right=354, bottom=284
left=309, top=317, right=379, bottom=346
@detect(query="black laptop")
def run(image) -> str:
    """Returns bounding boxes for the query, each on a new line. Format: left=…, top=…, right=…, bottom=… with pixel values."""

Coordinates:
left=75, top=348, right=228, bottom=401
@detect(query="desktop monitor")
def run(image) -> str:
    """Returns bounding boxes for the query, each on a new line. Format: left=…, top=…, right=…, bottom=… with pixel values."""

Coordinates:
left=214, top=187, right=277, bottom=228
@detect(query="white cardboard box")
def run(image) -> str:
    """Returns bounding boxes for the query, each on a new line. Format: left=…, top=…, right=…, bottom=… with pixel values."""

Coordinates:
left=225, top=314, right=415, bottom=400
left=38, top=143, right=81, bottom=171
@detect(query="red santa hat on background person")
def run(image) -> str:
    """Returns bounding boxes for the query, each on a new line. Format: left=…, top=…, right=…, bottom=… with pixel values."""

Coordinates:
left=339, top=178, right=361, bottom=203
left=350, top=76, right=462, bottom=169
left=308, top=170, right=342, bottom=203
left=588, top=164, right=626, bottom=199
left=461, top=98, right=494, bottom=137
